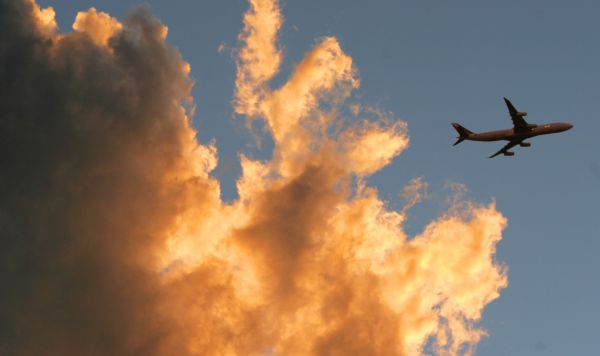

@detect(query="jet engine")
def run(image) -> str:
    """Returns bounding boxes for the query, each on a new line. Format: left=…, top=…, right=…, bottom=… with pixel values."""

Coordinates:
left=503, top=151, right=515, bottom=156
left=520, top=142, right=531, bottom=147
left=516, top=111, right=527, bottom=116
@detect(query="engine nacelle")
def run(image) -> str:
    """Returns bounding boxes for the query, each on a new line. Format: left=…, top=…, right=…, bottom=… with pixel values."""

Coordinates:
left=520, top=142, right=531, bottom=147
left=503, top=151, right=515, bottom=156
left=516, top=111, right=528, bottom=116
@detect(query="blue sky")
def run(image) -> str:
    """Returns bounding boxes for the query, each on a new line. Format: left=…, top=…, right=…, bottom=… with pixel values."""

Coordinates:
left=42, top=1, right=600, bottom=354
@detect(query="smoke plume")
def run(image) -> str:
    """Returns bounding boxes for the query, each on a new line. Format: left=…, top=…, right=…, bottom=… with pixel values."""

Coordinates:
left=0, top=0, right=507, bottom=355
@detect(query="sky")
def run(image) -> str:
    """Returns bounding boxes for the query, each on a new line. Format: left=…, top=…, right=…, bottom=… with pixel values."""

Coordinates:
left=5, top=0, right=600, bottom=355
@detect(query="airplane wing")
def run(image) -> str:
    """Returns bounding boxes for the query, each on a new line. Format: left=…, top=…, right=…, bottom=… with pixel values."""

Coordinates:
left=489, top=140, right=520, bottom=158
left=503, top=97, right=529, bottom=131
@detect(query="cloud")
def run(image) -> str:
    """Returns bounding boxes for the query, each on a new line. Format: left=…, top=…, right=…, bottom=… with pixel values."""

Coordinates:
left=72, top=7, right=123, bottom=47
left=234, top=0, right=283, bottom=118
left=0, top=1, right=507, bottom=355
left=0, top=2, right=220, bottom=355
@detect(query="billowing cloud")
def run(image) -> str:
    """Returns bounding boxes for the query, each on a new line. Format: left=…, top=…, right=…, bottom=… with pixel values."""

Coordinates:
left=0, top=1, right=507, bottom=355
left=73, top=7, right=123, bottom=47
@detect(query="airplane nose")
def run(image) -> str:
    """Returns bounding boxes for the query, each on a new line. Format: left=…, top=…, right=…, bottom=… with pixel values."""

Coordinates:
left=566, top=123, right=573, bottom=130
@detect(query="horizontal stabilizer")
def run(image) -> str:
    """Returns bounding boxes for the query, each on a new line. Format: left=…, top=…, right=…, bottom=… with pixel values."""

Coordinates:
left=451, top=123, right=472, bottom=145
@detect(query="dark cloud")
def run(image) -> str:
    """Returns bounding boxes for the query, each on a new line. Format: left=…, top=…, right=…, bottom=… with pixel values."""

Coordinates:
left=0, top=1, right=210, bottom=355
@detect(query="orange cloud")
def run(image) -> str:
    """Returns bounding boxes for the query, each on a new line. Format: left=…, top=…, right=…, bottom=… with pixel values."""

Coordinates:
left=29, top=0, right=57, bottom=31
left=0, top=1, right=507, bottom=355
left=235, top=0, right=283, bottom=118
left=73, top=7, right=123, bottom=47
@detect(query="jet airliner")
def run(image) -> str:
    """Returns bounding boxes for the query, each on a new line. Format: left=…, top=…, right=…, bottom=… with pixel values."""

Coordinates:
left=452, top=97, right=573, bottom=158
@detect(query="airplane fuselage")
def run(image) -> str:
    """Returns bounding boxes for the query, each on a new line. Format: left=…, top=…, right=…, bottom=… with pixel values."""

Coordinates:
left=468, top=122, right=573, bottom=142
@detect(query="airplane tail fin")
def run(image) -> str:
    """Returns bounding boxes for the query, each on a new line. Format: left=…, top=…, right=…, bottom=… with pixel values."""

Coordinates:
left=451, top=123, right=473, bottom=146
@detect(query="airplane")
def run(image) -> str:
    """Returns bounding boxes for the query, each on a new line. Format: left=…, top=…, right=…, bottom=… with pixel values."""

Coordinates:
left=452, top=97, right=573, bottom=158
